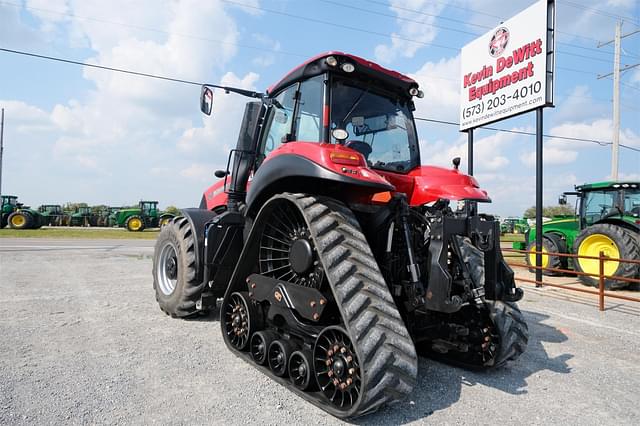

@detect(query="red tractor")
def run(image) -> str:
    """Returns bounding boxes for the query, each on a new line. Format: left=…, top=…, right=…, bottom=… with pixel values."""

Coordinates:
left=153, top=52, right=527, bottom=418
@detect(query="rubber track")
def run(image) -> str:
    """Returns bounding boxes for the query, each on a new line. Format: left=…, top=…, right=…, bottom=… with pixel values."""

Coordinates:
left=288, top=193, right=418, bottom=417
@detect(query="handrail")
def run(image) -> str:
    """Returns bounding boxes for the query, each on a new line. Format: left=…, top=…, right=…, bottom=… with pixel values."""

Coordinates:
left=505, top=246, right=640, bottom=311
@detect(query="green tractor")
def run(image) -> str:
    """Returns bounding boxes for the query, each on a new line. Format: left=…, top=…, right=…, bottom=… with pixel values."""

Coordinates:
left=501, top=217, right=530, bottom=235
left=38, top=204, right=65, bottom=226
left=1, top=195, right=18, bottom=228
left=1, top=195, right=45, bottom=230
left=514, top=181, right=640, bottom=289
left=114, top=201, right=175, bottom=232
left=95, top=206, right=121, bottom=227
left=69, top=206, right=97, bottom=227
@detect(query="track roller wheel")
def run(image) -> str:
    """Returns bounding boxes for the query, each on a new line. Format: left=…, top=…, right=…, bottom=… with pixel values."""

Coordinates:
left=223, top=292, right=255, bottom=351
left=268, top=340, right=294, bottom=377
left=288, top=350, right=314, bottom=391
left=250, top=331, right=277, bottom=365
left=314, top=326, right=361, bottom=411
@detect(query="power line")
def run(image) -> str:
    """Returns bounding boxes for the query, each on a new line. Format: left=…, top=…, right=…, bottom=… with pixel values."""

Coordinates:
left=558, top=0, right=640, bottom=25
left=220, top=0, right=461, bottom=52
left=2, top=46, right=637, bottom=154
left=0, top=47, right=204, bottom=86
left=362, top=0, right=640, bottom=59
left=221, top=0, right=630, bottom=65
left=0, top=0, right=306, bottom=59
left=414, top=117, right=640, bottom=153
left=4, top=0, right=636, bottom=71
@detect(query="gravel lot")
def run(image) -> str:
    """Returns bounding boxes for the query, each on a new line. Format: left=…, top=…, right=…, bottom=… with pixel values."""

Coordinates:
left=1, top=238, right=639, bottom=425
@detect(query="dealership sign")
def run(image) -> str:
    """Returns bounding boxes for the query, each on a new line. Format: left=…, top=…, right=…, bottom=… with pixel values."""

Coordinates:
left=459, top=0, right=555, bottom=130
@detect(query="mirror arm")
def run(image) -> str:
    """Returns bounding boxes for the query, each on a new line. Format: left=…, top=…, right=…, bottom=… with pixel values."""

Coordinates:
left=203, top=84, right=265, bottom=99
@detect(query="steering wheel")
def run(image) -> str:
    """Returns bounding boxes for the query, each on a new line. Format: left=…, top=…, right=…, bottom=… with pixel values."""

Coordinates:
left=345, top=140, right=372, bottom=160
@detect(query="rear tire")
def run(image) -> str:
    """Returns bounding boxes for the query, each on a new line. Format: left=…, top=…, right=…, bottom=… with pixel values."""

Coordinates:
left=487, top=301, right=529, bottom=368
left=126, top=215, right=145, bottom=232
left=573, top=224, right=638, bottom=290
left=525, top=233, right=566, bottom=276
left=8, top=211, right=32, bottom=229
left=152, top=217, right=204, bottom=317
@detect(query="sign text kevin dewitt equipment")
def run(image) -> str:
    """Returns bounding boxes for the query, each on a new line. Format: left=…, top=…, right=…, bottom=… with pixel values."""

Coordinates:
left=459, top=0, right=555, bottom=130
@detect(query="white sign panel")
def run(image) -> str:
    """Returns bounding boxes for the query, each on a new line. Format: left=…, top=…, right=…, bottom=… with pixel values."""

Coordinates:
left=459, top=0, right=554, bottom=130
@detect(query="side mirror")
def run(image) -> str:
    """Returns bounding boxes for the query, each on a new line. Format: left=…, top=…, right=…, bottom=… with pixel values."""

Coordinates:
left=558, top=194, right=567, bottom=205
left=200, top=86, right=214, bottom=115
left=452, top=157, right=461, bottom=170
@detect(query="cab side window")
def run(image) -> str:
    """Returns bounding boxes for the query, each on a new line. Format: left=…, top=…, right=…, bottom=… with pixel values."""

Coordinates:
left=295, top=75, right=323, bottom=142
left=261, top=85, right=296, bottom=158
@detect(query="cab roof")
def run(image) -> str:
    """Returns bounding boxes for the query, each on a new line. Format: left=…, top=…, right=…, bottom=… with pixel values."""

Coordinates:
left=267, top=52, right=419, bottom=97
left=576, top=181, right=639, bottom=191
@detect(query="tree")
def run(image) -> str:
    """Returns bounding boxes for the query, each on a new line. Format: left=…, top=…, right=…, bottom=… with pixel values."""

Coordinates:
left=164, top=205, right=181, bottom=216
left=523, top=205, right=575, bottom=219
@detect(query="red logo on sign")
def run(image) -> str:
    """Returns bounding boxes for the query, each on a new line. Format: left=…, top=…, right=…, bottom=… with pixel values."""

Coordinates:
left=489, top=27, right=509, bottom=57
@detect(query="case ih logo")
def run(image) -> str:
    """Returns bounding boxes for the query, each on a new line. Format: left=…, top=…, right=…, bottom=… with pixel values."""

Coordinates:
left=489, top=27, right=510, bottom=57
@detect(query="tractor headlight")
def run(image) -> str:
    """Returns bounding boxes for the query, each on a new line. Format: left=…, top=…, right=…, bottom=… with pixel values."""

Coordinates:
left=409, top=87, right=424, bottom=98
left=341, top=62, right=355, bottom=73
left=325, top=56, right=338, bottom=67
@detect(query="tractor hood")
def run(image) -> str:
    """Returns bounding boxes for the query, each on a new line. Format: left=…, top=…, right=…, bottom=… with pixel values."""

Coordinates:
left=408, top=166, right=490, bottom=205
left=379, top=166, right=490, bottom=206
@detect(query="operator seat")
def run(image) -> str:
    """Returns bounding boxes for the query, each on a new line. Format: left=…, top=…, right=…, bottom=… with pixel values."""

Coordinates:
left=345, top=140, right=372, bottom=161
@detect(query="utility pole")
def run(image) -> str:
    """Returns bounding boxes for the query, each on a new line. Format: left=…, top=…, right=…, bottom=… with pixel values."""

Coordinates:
left=0, top=108, right=4, bottom=198
left=597, top=23, right=640, bottom=181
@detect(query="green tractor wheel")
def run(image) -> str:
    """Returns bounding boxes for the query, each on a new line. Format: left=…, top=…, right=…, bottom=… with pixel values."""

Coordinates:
left=573, top=224, right=640, bottom=290
left=525, top=234, right=567, bottom=276
left=126, top=215, right=146, bottom=232
left=8, top=211, right=33, bottom=230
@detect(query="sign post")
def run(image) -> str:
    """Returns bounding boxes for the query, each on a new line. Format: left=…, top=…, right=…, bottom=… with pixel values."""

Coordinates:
left=459, top=0, right=555, bottom=287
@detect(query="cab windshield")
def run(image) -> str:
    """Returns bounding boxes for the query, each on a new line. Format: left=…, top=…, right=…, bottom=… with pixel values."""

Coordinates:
left=330, top=78, right=419, bottom=173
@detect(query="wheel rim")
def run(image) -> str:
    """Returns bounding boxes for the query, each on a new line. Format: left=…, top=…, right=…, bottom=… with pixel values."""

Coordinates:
left=160, top=218, right=170, bottom=227
left=528, top=246, right=549, bottom=268
left=157, top=242, right=178, bottom=295
left=289, top=350, right=313, bottom=390
left=224, top=293, right=252, bottom=350
left=314, top=327, right=361, bottom=411
left=129, top=218, right=142, bottom=230
left=11, top=214, right=25, bottom=227
left=577, top=234, right=620, bottom=276
left=259, top=200, right=324, bottom=288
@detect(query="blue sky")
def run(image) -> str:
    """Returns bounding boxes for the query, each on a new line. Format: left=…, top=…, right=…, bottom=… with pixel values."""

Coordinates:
left=1, top=0, right=639, bottom=216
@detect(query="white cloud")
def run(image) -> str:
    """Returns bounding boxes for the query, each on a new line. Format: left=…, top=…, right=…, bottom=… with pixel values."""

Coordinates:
left=180, top=163, right=217, bottom=182
left=519, top=145, right=579, bottom=167
left=552, top=85, right=609, bottom=124
left=419, top=128, right=515, bottom=172
left=410, top=55, right=460, bottom=121
left=177, top=71, right=260, bottom=156
left=519, top=119, right=640, bottom=168
left=1, top=0, right=268, bottom=207
left=374, top=0, right=445, bottom=63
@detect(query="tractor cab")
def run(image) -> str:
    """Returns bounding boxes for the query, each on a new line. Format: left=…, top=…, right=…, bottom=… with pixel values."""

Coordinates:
left=200, top=52, right=488, bottom=212
left=39, top=205, right=63, bottom=214
left=1, top=195, right=18, bottom=214
left=140, top=201, right=158, bottom=216
left=560, top=181, right=640, bottom=228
